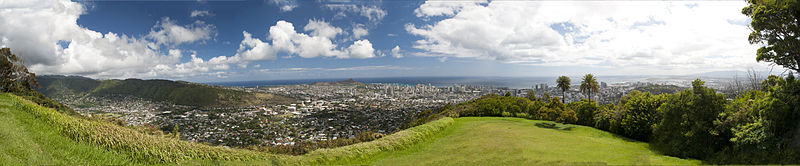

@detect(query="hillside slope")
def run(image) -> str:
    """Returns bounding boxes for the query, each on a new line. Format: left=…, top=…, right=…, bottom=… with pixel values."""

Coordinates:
left=35, top=75, right=294, bottom=107
left=359, top=117, right=700, bottom=165
left=0, top=94, right=134, bottom=165
left=0, top=93, right=290, bottom=165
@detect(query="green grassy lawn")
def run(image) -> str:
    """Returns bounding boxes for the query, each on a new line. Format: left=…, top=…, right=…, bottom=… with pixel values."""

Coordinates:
left=354, top=117, right=700, bottom=165
left=0, top=94, right=135, bottom=165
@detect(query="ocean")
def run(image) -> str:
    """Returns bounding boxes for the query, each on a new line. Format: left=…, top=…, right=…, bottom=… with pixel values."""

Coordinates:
left=208, top=76, right=672, bottom=89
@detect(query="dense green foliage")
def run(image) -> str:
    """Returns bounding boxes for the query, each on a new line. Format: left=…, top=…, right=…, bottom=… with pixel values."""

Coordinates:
left=743, top=0, right=800, bottom=73
left=651, top=79, right=730, bottom=159
left=430, top=93, right=578, bottom=124
left=570, top=99, right=597, bottom=126
left=711, top=73, right=800, bottom=164
left=36, top=75, right=294, bottom=107
left=614, top=91, right=664, bottom=141
left=1, top=48, right=39, bottom=94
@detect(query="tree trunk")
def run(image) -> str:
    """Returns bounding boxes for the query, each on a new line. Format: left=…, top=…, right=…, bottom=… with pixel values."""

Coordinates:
left=588, top=91, right=591, bottom=102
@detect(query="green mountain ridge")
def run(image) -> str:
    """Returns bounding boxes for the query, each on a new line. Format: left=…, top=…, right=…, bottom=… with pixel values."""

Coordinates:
left=35, top=75, right=294, bottom=107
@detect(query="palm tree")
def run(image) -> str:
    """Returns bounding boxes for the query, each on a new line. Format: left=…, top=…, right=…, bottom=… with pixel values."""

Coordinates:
left=580, top=74, right=599, bottom=102
left=556, top=76, right=571, bottom=103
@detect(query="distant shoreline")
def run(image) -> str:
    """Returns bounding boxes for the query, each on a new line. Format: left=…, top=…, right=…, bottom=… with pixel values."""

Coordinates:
left=206, top=75, right=731, bottom=89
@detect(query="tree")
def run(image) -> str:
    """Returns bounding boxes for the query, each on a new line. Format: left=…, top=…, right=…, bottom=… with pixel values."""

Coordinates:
left=719, top=74, right=800, bottom=155
left=743, top=0, right=800, bottom=73
left=580, top=74, right=599, bottom=102
left=556, top=76, right=571, bottom=103
left=0, top=48, right=38, bottom=92
left=616, top=91, right=664, bottom=141
left=570, top=99, right=598, bottom=126
left=525, top=89, right=536, bottom=101
left=652, top=79, right=729, bottom=159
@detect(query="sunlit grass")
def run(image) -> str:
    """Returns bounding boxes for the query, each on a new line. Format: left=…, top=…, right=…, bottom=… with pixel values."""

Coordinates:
left=356, top=117, right=700, bottom=165
left=0, top=94, right=134, bottom=165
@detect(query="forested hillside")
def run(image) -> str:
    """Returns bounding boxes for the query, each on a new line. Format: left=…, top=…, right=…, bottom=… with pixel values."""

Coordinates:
left=35, top=75, right=294, bottom=107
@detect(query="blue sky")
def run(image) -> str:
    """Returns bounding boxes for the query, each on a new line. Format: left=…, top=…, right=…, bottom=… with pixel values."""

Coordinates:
left=0, top=0, right=775, bottom=82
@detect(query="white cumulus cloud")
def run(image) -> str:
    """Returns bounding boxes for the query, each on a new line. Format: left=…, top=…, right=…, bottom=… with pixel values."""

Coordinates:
left=414, top=0, right=487, bottom=18
left=409, top=1, right=767, bottom=75
left=271, top=0, right=298, bottom=12
left=348, top=39, right=375, bottom=59
left=304, top=19, right=343, bottom=39
left=325, top=4, right=387, bottom=24
left=391, top=45, right=403, bottom=58
left=204, top=20, right=377, bottom=70
left=190, top=10, right=212, bottom=17
left=146, top=17, right=216, bottom=47
left=352, top=24, right=369, bottom=39
left=0, top=0, right=196, bottom=79
left=0, top=0, right=380, bottom=80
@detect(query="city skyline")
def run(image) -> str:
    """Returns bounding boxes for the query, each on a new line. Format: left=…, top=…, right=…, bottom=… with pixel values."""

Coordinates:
left=0, top=0, right=779, bottom=82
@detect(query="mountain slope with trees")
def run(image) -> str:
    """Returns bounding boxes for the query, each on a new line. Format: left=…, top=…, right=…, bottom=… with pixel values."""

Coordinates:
left=35, top=75, right=294, bottom=107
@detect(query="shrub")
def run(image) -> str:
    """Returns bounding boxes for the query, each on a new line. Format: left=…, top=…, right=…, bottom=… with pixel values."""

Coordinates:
left=616, top=91, right=664, bottom=141
left=501, top=111, right=513, bottom=117
left=592, top=104, right=617, bottom=131
left=712, top=74, right=800, bottom=164
left=570, top=99, right=599, bottom=126
left=652, top=79, right=729, bottom=159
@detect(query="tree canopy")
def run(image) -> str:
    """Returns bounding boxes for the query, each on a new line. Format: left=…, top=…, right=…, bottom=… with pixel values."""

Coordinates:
left=1, top=48, right=38, bottom=93
left=743, top=0, right=800, bottom=73
left=580, top=74, right=599, bottom=102
left=652, top=79, right=729, bottom=159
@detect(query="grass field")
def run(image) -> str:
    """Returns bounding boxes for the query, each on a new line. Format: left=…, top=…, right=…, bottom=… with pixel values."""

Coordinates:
left=352, top=117, right=701, bottom=165
left=0, top=94, right=135, bottom=165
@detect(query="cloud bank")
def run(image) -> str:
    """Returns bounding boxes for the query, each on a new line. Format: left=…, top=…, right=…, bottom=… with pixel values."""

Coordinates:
left=0, top=0, right=377, bottom=79
left=408, top=1, right=766, bottom=75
